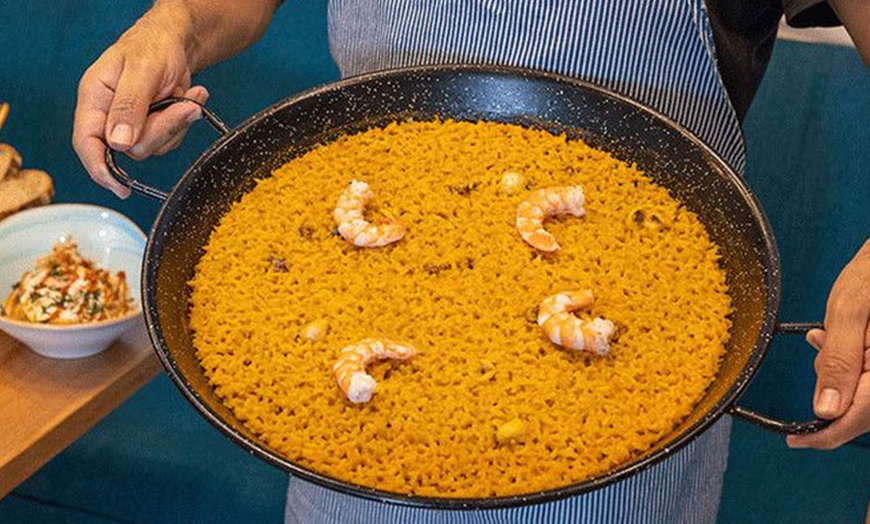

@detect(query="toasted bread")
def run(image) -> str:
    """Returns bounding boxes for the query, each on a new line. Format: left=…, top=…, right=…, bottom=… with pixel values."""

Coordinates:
left=0, top=144, right=22, bottom=182
left=0, top=168, right=53, bottom=221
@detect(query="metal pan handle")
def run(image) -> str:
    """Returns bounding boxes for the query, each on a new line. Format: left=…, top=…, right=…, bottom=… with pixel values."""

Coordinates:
left=104, top=97, right=231, bottom=201
left=728, top=321, right=832, bottom=435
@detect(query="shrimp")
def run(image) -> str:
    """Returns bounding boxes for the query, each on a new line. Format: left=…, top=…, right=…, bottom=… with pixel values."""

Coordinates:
left=333, top=338, right=416, bottom=404
left=537, top=289, right=615, bottom=355
left=334, top=180, right=405, bottom=247
left=516, top=185, right=585, bottom=252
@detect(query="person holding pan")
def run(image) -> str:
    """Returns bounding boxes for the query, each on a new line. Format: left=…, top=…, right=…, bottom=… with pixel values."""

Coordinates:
left=72, top=1, right=870, bottom=522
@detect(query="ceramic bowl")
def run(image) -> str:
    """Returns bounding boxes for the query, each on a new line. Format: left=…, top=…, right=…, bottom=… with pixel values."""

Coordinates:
left=0, top=204, right=146, bottom=359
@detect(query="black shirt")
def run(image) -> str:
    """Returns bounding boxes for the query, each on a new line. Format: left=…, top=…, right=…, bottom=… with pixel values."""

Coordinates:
left=706, top=0, right=841, bottom=121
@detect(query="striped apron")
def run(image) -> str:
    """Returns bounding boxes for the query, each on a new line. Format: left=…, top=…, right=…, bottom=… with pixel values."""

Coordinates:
left=287, top=1, right=743, bottom=522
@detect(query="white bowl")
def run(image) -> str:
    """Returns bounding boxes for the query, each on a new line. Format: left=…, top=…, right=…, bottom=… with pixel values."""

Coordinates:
left=0, top=204, right=146, bottom=359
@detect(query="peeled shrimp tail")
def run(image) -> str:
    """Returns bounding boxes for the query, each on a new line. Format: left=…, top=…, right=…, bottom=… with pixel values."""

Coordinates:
left=516, top=185, right=586, bottom=252
left=333, top=339, right=416, bottom=404
left=334, top=180, right=406, bottom=248
left=537, top=289, right=615, bottom=355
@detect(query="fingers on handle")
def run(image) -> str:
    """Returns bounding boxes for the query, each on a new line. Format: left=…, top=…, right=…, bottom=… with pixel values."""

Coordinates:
left=814, top=328, right=865, bottom=420
left=126, top=85, right=209, bottom=160
left=788, top=375, right=870, bottom=449
left=814, top=269, right=870, bottom=419
left=76, top=134, right=131, bottom=199
left=73, top=75, right=131, bottom=199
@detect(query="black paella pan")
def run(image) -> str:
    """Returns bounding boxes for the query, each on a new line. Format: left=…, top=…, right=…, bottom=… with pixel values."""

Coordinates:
left=106, top=65, right=828, bottom=509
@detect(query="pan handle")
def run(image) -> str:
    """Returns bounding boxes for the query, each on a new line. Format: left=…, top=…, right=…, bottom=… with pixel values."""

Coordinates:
left=104, top=97, right=231, bottom=201
left=728, top=321, right=832, bottom=435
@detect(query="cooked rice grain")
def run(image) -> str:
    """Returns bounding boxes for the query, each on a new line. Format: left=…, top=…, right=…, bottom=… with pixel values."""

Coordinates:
left=189, top=120, right=731, bottom=497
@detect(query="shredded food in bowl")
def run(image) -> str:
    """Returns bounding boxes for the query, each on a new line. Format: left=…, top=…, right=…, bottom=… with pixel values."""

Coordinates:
left=3, top=239, right=134, bottom=324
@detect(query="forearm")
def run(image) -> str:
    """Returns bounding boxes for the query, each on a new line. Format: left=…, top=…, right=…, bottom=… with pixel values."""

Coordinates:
left=141, top=0, right=281, bottom=72
left=830, top=0, right=870, bottom=68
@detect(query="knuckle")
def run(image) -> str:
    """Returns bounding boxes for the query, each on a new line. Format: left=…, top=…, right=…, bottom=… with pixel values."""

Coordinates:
left=71, top=136, right=95, bottom=162
left=72, top=142, right=88, bottom=161
left=166, top=121, right=190, bottom=139
left=154, top=140, right=181, bottom=157
left=125, top=148, right=149, bottom=162
left=79, top=53, right=118, bottom=96
left=813, top=439, right=840, bottom=451
left=89, top=172, right=112, bottom=189
left=110, top=93, right=142, bottom=117
left=78, top=66, right=99, bottom=92
left=839, top=283, right=865, bottom=306
left=826, top=292, right=856, bottom=318
left=76, top=75, right=91, bottom=97
left=824, top=431, right=850, bottom=449
left=155, top=147, right=175, bottom=157
left=814, top=352, right=856, bottom=378
left=799, top=431, right=845, bottom=451
left=71, top=135, right=82, bottom=155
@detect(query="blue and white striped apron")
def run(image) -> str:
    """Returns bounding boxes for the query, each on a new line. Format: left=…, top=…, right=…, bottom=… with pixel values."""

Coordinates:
left=287, top=1, right=743, bottom=522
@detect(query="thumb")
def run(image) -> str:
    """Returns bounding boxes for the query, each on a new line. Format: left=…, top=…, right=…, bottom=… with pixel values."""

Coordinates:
left=813, top=311, right=868, bottom=420
left=105, top=60, right=177, bottom=151
left=813, top=244, right=870, bottom=420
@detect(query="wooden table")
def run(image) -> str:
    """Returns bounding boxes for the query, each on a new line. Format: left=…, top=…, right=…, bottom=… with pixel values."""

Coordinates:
left=0, top=318, right=161, bottom=498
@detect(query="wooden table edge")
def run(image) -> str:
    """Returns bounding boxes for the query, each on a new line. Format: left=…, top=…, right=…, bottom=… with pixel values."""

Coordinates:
left=0, top=350, right=162, bottom=498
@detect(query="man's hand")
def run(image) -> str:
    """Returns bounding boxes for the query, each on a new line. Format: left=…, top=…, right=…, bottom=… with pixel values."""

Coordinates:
left=73, top=7, right=206, bottom=198
left=72, top=0, right=279, bottom=198
left=784, top=1, right=870, bottom=450
left=830, top=0, right=870, bottom=68
left=788, top=239, right=870, bottom=449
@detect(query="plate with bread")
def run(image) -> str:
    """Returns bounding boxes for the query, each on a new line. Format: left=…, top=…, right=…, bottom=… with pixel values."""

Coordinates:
left=0, top=102, right=54, bottom=221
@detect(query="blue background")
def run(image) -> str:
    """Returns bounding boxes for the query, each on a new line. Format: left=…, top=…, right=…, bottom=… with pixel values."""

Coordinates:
left=0, top=1, right=867, bottom=522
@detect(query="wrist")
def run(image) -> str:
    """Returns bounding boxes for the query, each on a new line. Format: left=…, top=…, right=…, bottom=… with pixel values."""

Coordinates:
left=139, top=0, right=200, bottom=70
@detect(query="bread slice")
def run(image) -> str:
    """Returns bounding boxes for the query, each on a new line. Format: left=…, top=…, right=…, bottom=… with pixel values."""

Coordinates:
left=0, top=144, right=22, bottom=182
left=0, top=168, right=53, bottom=221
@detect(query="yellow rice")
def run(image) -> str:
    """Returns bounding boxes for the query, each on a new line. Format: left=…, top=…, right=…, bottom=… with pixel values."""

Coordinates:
left=189, top=120, right=732, bottom=498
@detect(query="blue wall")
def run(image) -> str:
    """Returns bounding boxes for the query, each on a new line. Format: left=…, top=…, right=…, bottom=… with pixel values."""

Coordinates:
left=0, top=1, right=867, bottom=522
left=720, top=38, right=870, bottom=523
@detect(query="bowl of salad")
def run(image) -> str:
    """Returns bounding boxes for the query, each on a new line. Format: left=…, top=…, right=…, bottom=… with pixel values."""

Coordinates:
left=0, top=204, right=145, bottom=358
